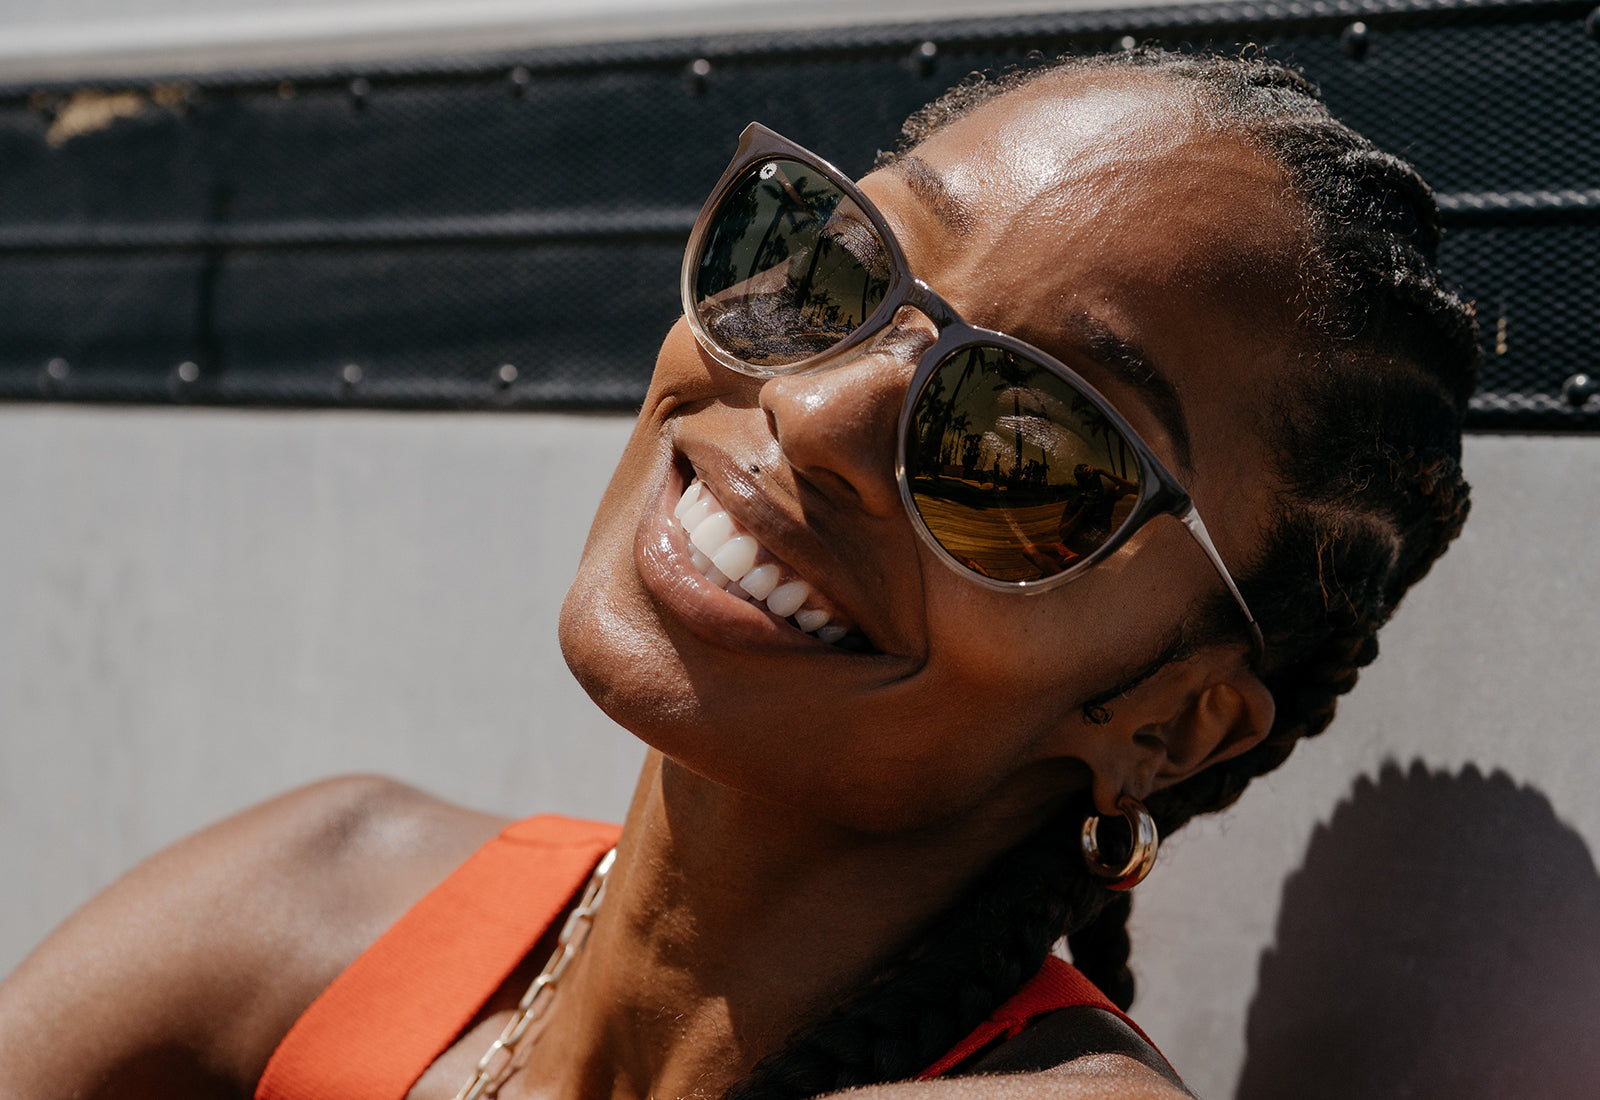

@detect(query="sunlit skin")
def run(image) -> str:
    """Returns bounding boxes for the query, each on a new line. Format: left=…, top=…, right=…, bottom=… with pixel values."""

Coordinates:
left=0, top=69, right=1315, bottom=1100
left=559, top=70, right=1296, bottom=834
left=536, top=70, right=1293, bottom=1096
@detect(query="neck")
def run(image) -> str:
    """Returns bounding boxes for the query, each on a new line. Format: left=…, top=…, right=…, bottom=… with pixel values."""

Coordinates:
left=522, top=750, right=1062, bottom=1100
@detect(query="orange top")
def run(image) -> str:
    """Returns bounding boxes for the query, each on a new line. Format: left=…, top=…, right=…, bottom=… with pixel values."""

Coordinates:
left=255, top=815, right=1160, bottom=1099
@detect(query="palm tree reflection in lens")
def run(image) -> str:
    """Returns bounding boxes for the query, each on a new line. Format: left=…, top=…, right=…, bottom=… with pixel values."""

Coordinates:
left=694, top=159, right=890, bottom=368
left=906, top=347, right=1141, bottom=583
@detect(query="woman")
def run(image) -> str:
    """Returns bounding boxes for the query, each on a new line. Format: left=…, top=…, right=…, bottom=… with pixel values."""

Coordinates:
left=0, top=49, right=1477, bottom=1099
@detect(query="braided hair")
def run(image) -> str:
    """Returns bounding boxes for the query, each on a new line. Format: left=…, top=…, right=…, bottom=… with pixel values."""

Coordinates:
left=723, top=48, right=1480, bottom=1099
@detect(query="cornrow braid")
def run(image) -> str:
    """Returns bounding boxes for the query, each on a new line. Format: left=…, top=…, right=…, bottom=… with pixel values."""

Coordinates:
left=723, top=47, right=1479, bottom=1099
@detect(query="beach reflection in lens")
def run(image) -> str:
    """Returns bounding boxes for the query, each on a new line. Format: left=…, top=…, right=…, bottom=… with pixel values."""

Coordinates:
left=905, top=347, right=1142, bottom=582
left=694, top=159, right=891, bottom=368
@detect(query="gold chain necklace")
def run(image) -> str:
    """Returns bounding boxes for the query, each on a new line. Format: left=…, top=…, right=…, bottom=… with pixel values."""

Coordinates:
left=452, top=847, right=616, bottom=1100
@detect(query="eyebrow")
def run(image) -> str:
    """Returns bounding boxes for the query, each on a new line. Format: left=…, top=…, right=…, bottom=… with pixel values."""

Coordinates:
left=889, top=154, right=1193, bottom=473
left=1064, top=311, right=1195, bottom=475
left=893, top=154, right=976, bottom=236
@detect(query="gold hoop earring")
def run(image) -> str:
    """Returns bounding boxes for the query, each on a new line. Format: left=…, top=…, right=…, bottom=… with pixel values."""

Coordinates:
left=1080, top=795, right=1159, bottom=891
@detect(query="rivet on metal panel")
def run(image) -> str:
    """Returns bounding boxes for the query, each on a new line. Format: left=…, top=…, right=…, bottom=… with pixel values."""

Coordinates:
left=1341, top=21, right=1370, bottom=60
left=176, top=361, right=200, bottom=383
left=45, top=357, right=70, bottom=381
left=497, top=364, right=519, bottom=386
left=341, top=363, right=364, bottom=386
left=1587, top=7, right=1600, bottom=41
left=912, top=41, right=938, bottom=77
left=348, top=77, right=371, bottom=108
left=1561, top=373, right=1597, bottom=407
left=508, top=67, right=531, bottom=97
left=686, top=58, right=712, bottom=95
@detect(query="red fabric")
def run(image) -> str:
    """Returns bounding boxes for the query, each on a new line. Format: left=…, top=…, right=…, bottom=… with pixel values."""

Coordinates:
left=256, top=816, right=1163, bottom=1098
left=255, top=815, right=621, bottom=1100
left=914, top=954, right=1166, bottom=1078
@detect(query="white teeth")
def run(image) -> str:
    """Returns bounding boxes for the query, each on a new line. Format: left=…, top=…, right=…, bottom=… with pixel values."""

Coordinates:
left=738, top=563, right=781, bottom=601
left=689, top=511, right=737, bottom=556
left=710, top=535, right=759, bottom=582
left=674, top=479, right=704, bottom=521
left=675, top=478, right=860, bottom=647
left=681, top=494, right=717, bottom=534
left=794, top=609, right=829, bottom=633
left=765, top=581, right=810, bottom=619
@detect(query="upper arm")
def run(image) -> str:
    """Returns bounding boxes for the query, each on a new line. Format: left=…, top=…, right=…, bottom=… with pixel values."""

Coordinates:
left=0, top=775, right=503, bottom=1100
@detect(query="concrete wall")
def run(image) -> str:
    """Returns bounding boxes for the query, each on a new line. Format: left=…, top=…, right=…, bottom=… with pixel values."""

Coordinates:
left=3, top=406, right=1597, bottom=1097
left=1129, top=431, right=1600, bottom=1098
left=1, top=405, right=645, bottom=968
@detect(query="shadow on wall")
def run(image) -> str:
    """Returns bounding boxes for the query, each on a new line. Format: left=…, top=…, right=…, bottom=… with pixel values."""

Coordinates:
left=1236, top=760, right=1600, bottom=1100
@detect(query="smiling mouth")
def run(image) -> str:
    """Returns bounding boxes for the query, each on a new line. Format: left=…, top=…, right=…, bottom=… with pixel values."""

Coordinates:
left=674, top=478, right=877, bottom=653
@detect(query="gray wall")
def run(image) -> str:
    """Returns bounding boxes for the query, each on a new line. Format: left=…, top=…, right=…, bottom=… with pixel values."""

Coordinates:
left=4, top=407, right=1598, bottom=1098
left=1130, top=432, right=1600, bottom=1097
left=2, top=405, right=645, bottom=965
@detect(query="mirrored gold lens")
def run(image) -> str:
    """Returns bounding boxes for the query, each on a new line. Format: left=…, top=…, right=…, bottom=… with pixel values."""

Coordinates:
left=694, top=158, right=891, bottom=368
left=905, top=346, right=1143, bottom=582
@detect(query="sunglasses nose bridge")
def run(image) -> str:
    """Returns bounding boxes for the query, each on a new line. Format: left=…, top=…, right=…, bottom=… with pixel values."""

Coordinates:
left=901, top=279, right=963, bottom=333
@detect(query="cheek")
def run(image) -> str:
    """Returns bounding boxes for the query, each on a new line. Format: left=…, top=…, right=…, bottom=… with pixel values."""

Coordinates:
left=559, top=328, right=705, bottom=725
left=920, top=576, right=1099, bottom=699
left=556, top=444, right=678, bottom=734
left=647, top=317, right=723, bottom=408
left=918, top=548, right=1188, bottom=713
left=567, top=319, right=710, bottom=568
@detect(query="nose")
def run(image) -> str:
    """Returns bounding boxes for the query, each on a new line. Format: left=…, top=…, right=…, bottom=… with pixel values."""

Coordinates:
left=757, top=341, right=912, bottom=517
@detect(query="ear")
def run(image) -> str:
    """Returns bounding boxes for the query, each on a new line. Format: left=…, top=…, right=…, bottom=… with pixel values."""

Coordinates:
left=1080, top=648, right=1275, bottom=817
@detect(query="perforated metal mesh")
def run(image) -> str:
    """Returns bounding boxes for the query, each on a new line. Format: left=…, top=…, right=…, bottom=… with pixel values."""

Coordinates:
left=1, top=0, right=1596, bottom=427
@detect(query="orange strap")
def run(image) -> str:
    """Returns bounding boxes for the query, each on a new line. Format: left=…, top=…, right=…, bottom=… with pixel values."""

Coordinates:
left=256, top=815, right=1163, bottom=1097
left=916, top=955, right=1168, bottom=1079
left=255, top=815, right=621, bottom=1100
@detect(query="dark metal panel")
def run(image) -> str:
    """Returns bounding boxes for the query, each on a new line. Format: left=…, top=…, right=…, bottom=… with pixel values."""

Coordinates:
left=0, top=0, right=1595, bottom=427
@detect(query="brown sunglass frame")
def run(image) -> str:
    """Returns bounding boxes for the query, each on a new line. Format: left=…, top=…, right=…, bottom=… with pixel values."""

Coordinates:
left=681, top=122, right=1263, bottom=659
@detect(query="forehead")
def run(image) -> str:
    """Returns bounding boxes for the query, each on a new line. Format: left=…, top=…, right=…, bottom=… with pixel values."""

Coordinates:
left=866, top=67, right=1307, bottom=555
left=882, top=69, right=1307, bottom=322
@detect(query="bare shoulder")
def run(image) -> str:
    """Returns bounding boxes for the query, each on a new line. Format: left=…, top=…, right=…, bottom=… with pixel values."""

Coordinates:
left=820, top=1005, right=1195, bottom=1100
left=823, top=1055, right=1192, bottom=1100
left=0, top=775, right=506, bottom=1100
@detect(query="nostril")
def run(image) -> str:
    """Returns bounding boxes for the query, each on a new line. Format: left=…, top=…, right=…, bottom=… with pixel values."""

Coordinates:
left=758, top=363, right=907, bottom=517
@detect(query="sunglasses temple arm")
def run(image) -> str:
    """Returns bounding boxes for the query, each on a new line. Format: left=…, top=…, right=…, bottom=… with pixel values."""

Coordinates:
left=1177, top=507, right=1266, bottom=664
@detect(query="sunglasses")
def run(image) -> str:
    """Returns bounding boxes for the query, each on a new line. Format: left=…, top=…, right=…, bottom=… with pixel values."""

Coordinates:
left=682, top=123, right=1263, bottom=659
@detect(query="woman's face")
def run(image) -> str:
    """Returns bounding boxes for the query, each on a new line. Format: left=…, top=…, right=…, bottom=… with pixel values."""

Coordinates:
left=560, top=69, right=1303, bottom=835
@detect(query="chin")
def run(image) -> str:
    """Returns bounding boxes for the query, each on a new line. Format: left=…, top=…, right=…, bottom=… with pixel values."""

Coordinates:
left=561, top=549, right=688, bottom=733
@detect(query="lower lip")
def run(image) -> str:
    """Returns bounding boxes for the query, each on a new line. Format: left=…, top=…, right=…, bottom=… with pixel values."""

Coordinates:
left=633, top=463, right=839, bottom=653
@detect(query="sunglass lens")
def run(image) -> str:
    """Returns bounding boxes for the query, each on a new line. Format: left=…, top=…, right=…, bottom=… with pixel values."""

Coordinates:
left=693, top=158, right=891, bottom=368
left=904, top=346, right=1144, bottom=583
